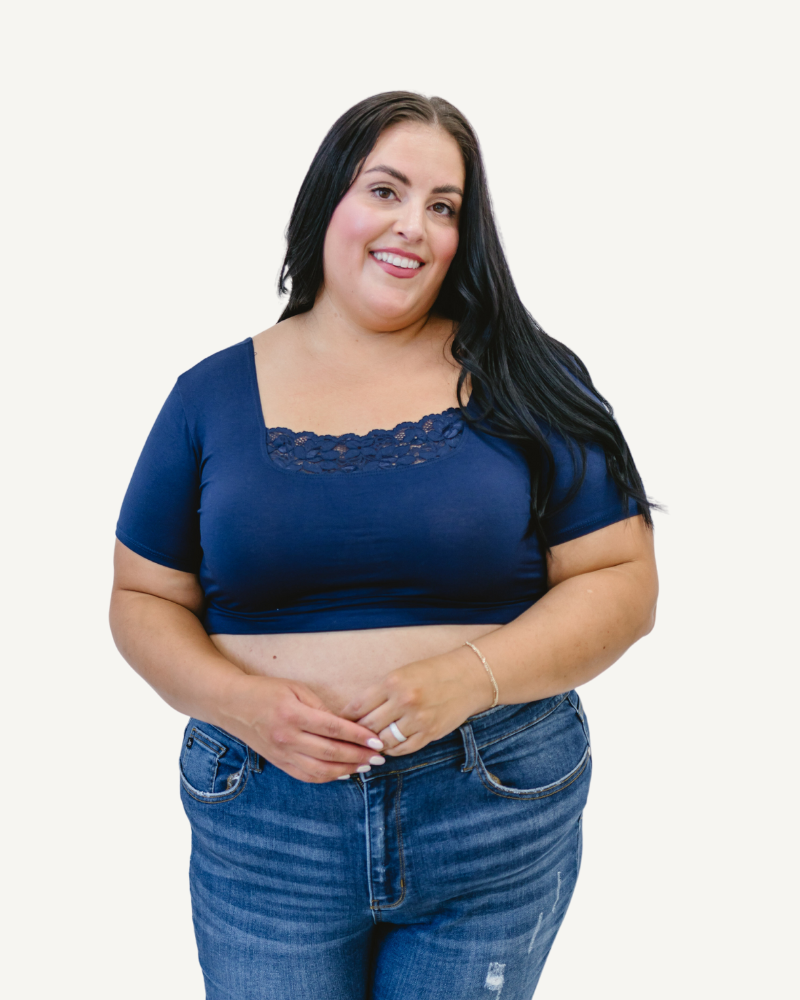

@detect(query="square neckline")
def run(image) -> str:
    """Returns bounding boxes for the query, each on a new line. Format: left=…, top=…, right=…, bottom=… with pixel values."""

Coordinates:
left=245, top=335, right=475, bottom=440
left=244, top=337, right=477, bottom=478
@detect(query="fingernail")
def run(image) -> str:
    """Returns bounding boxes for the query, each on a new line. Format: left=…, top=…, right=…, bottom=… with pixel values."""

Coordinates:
left=369, top=755, right=385, bottom=765
left=356, top=764, right=371, bottom=773
left=367, top=738, right=384, bottom=750
left=336, top=774, right=350, bottom=780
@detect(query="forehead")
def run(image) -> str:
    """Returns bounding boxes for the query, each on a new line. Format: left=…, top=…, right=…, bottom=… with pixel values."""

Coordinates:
left=361, top=123, right=465, bottom=188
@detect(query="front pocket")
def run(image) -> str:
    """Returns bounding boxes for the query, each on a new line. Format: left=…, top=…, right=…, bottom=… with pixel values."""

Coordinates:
left=475, top=696, right=591, bottom=800
left=180, top=719, right=249, bottom=803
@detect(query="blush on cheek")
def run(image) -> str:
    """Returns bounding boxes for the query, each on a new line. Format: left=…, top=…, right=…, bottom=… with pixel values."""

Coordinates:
left=326, top=198, right=378, bottom=256
left=434, top=235, right=459, bottom=275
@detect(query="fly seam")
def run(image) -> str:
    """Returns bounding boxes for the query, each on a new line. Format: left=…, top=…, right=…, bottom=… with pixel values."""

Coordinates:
left=373, top=773, right=407, bottom=909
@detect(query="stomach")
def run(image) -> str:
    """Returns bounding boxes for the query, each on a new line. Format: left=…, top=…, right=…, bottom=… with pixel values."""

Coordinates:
left=210, top=623, right=502, bottom=717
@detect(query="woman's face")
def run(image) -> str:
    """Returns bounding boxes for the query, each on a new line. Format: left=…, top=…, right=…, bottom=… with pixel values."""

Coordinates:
left=321, top=122, right=465, bottom=331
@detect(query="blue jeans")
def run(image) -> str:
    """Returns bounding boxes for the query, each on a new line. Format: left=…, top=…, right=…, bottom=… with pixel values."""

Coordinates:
left=180, top=692, right=592, bottom=999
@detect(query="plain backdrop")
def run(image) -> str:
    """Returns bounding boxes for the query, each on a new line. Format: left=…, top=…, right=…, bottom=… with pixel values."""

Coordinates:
left=2, top=2, right=797, bottom=997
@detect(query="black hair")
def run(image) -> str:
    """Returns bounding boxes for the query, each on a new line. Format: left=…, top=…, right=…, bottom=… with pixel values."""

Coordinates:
left=279, top=91, right=656, bottom=544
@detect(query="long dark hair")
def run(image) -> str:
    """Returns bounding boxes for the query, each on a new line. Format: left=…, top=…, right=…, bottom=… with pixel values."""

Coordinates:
left=279, top=92, right=655, bottom=543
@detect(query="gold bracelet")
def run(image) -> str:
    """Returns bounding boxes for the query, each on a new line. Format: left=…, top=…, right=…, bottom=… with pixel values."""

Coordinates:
left=463, top=640, right=499, bottom=709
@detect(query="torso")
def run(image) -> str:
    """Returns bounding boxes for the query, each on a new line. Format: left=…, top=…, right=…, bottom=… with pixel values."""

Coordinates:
left=211, top=625, right=502, bottom=717
left=211, top=316, right=500, bottom=716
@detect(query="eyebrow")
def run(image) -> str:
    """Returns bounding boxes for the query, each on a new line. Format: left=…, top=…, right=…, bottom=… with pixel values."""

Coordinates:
left=363, top=164, right=463, bottom=197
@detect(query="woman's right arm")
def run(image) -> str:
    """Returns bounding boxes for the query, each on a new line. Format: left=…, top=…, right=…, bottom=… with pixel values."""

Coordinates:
left=109, top=540, right=384, bottom=782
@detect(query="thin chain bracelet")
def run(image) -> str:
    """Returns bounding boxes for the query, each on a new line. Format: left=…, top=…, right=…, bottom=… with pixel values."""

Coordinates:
left=463, top=640, right=500, bottom=709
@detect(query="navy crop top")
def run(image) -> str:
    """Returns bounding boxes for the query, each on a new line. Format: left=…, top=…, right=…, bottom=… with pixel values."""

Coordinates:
left=116, top=339, right=638, bottom=634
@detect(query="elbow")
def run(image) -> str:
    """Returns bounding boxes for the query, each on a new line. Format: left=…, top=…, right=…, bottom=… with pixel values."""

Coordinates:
left=638, top=592, right=658, bottom=639
left=637, top=562, right=659, bottom=639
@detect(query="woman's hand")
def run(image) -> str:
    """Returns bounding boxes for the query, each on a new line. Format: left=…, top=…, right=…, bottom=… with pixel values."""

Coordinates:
left=339, top=648, right=496, bottom=756
left=221, top=673, right=387, bottom=783
left=111, top=542, right=384, bottom=783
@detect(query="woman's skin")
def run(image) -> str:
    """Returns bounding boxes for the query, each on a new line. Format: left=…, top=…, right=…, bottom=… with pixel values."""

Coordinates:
left=110, top=122, right=658, bottom=782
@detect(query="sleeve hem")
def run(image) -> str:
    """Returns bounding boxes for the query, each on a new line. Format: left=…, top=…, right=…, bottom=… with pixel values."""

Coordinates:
left=545, top=509, right=639, bottom=547
left=115, top=527, right=199, bottom=574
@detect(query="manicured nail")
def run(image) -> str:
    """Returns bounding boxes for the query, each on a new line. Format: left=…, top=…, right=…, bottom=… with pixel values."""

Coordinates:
left=369, top=755, right=386, bottom=765
left=336, top=774, right=350, bottom=780
left=367, top=738, right=384, bottom=751
left=356, top=764, right=371, bottom=773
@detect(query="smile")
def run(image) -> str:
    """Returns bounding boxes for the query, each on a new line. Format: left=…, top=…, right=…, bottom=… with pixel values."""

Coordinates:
left=370, top=251, right=423, bottom=270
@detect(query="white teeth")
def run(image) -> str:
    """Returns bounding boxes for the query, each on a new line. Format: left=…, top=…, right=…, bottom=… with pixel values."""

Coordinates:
left=372, top=251, right=421, bottom=269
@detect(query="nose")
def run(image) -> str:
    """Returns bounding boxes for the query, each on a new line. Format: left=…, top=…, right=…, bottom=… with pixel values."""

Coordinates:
left=392, top=197, right=425, bottom=244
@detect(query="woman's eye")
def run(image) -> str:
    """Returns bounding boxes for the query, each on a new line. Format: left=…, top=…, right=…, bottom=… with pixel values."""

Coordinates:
left=431, top=202, right=455, bottom=217
left=372, top=186, right=395, bottom=200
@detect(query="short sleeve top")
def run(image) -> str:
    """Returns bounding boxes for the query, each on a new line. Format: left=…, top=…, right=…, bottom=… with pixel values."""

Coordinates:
left=116, top=339, right=638, bottom=634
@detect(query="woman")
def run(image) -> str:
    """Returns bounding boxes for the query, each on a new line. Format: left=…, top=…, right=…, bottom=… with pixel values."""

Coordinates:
left=111, top=92, right=658, bottom=999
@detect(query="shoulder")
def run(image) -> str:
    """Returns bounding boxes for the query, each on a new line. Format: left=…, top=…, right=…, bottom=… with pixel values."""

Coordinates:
left=178, top=337, right=253, bottom=391
left=172, top=339, right=254, bottom=415
left=168, top=339, right=255, bottom=440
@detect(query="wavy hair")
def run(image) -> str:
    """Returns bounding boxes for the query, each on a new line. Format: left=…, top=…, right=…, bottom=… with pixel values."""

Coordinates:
left=278, top=91, right=655, bottom=543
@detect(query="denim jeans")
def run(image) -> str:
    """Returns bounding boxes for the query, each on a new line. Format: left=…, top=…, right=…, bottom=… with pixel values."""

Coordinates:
left=180, top=691, right=592, bottom=999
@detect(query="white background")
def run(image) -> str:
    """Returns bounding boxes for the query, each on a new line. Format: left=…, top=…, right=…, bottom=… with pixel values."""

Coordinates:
left=2, top=2, right=797, bottom=997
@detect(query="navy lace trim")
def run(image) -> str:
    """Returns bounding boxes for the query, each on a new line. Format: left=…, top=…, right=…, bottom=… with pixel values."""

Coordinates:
left=266, top=408, right=464, bottom=474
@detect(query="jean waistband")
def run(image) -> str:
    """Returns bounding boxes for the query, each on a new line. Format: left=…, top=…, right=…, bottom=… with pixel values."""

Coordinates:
left=363, top=692, right=575, bottom=779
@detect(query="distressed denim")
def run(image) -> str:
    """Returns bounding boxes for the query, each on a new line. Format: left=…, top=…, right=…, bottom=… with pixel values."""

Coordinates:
left=180, top=691, right=592, bottom=999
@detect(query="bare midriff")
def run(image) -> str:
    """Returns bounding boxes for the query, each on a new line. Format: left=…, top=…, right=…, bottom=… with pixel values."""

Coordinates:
left=211, top=624, right=503, bottom=718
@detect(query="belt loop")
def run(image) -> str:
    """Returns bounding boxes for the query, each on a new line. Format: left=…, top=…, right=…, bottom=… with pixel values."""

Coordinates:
left=459, top=721, right=478, bottom=773
left=248, top=746, right=263, bottom=774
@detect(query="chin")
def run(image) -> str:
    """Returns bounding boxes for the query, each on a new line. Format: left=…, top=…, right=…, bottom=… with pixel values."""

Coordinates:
left=366, top=300, right=428, bottom=329
left=353, top=287, right=422, bottom=325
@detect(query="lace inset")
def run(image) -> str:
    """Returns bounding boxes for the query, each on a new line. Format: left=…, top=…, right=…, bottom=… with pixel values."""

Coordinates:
left=266, top=408, right=465, bottom=474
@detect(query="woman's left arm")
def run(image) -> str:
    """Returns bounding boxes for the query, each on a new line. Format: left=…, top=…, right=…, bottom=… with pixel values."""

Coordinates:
left=343, top=515, right=658, bottom=755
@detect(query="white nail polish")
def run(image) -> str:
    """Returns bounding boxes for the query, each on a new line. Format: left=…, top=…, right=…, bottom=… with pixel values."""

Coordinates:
left=356, top=765, right=371, bottom=773
left=369, top=755, right=386, bottom=765
left=367, top=738, right=384, bottom=751
left=337, top=774, right=350, bottom=780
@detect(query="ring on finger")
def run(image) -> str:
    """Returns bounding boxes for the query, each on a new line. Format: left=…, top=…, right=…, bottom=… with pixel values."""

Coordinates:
left=389, top=722, right=408, bottom=743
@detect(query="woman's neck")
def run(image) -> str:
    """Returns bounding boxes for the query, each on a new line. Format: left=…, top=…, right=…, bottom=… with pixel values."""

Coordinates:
left=296, top=290, right=451, bottom=378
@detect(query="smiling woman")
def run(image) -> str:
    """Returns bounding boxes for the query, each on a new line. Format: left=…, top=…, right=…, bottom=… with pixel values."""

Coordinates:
left=319, top=122, right=464, bottom=331
left=110, top=91, right=658, bottom=998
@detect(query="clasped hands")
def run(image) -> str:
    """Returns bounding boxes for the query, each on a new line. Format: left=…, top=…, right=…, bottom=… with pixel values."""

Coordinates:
left=231, top=646, right=497, bottom=784
left=340, top=647, right=495, bottom=757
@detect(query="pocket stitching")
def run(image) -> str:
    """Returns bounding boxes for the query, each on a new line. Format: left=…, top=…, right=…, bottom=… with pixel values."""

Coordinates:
left=188, top=720, right=248, bottom=752
left=190, top=729, right=226, bottom=756
left=476, top=745, right=591, bottom=800
left=180, top=762, right=249, bottom=804
left=180, top=720, right=250, bottom=804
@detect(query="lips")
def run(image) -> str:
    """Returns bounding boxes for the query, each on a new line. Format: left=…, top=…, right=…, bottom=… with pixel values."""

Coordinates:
left=369, top=248, right=426, bottom=279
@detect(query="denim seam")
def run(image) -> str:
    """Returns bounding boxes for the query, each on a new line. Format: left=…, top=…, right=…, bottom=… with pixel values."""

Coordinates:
left=191, top=723, right=248, bottom=753
left=566, top=691, right=591, bottom=747
left=190, top=730, right=222, bottom=791
left=180, top=763, right=249, bottom=804
left=473, top=695, right=569, bottom=752
left=467, top=693, right=562, bottom=723
left=475, top=746, right=591, bottom=801
left=367, top=750, right=464, bottom=779
left=371, top=773, right=407, bottom=911
left=459, top=722, right=478, bottom=773
left=191, top=728, right=226, bottom=756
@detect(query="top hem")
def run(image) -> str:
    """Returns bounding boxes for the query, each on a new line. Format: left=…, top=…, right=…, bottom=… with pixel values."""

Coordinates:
left=204, top=601, right=536, bottom=635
